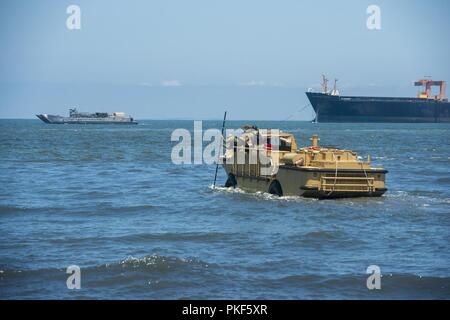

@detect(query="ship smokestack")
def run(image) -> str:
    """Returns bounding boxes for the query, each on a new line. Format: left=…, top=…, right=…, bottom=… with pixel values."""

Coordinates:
left=310, top=135, right=320, bottom=147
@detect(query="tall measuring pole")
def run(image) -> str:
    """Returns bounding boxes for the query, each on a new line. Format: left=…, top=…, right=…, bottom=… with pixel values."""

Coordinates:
left=213, top=111, right=227, bottom=189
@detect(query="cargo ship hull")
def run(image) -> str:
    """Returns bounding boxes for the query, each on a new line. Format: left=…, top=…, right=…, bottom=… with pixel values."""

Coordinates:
left=306, top=92, right=450, bottom=123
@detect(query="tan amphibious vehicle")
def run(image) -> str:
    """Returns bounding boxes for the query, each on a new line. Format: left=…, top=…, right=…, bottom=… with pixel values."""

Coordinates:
left=222, top=126, right=387, bottom=199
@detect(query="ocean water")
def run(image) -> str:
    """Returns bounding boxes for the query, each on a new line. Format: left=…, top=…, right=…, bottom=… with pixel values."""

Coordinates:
left=0, top=119, right=449, bottom=299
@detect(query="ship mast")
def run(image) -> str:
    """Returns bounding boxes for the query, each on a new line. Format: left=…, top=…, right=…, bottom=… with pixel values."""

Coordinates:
left=330, top=78, right=339, bottom=96
left=321, top=74, right=328, bottom=94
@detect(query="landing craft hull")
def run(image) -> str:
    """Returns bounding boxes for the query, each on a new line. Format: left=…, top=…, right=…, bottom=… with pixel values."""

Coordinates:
left=306, top=92, right=450, bottom=123
left=36, top=114, right=138, bottom=124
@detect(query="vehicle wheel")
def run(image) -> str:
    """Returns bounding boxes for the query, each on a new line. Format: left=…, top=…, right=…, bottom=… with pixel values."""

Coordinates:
left=268, top=181, right=283, bottom=196
left=225, top=174, right=237, bottom=188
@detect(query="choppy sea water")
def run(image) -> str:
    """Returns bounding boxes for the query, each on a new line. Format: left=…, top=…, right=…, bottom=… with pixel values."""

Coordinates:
left=0, top=119, right=449, bottom=299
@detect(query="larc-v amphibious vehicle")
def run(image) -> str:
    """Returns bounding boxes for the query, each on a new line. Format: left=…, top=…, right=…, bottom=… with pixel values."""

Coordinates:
left=222, top=126, right=387, bottom=199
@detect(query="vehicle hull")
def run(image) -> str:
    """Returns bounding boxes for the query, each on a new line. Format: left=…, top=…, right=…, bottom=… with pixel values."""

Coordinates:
left=223, top=163, right=387, bottom=199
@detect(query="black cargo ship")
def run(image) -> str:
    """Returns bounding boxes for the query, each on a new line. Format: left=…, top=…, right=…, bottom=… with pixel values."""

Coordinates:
left=306, top=76, right=450, bottom=123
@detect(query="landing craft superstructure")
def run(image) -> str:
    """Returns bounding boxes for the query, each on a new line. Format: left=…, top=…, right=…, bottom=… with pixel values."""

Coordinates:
left=222, top=126, right=387, bottom=199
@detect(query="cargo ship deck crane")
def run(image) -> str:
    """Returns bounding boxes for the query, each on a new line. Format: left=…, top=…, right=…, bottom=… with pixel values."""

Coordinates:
left=414, top=79, right=447, bottom=101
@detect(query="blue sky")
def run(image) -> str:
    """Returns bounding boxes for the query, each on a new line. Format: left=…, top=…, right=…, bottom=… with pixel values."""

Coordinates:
left=1, top=0, right=449, bottom=119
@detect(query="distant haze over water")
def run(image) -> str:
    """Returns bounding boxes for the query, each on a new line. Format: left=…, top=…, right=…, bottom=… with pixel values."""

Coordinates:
left=0, top=83, right=431, bottom=121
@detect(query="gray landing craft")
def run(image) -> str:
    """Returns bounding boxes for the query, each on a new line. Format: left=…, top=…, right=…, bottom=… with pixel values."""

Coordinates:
left=36, top=108, right=138, bottom=124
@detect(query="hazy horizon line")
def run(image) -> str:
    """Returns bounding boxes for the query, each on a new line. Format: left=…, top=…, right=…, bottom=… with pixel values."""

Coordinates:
left=0, top=117, right=314, bottom=122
